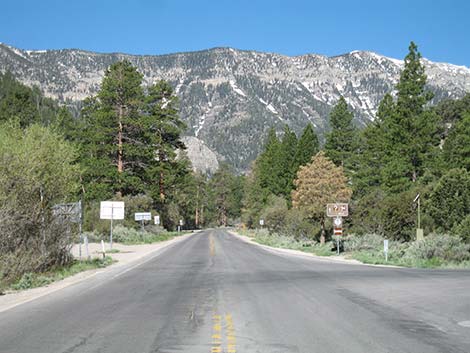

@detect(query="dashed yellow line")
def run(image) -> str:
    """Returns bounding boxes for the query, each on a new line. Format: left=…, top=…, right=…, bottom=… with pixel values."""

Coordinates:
left=211, top=312, right=237, bottom=353
left=209, top=234, right=215, bottom=256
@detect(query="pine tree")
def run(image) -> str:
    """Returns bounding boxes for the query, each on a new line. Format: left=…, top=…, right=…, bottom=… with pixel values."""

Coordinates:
left=257, top=128, right=284, bottom=195
left=443, top=113, right=470, bottom=171
left=77, top=61, right=187, bottom=202
left=294, top=123, right=319, bottom=169
left=354, top=93, right=396, bottom=195
left=143, top=80, right=186, bottom=202
left=209, top=164, right=242, bottom=226
left=324, top=96, right=358, bottom=174
left=292, top=151, right=352, bottom=244
left=385, top=42, right=440, bottom=186
left=355, top=42, right=440, bottom=194
left=278, top=125, right=298, bottom=197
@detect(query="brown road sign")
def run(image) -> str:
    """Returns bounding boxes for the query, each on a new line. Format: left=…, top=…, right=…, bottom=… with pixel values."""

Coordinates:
left=327, top=203, right=349, bottom=217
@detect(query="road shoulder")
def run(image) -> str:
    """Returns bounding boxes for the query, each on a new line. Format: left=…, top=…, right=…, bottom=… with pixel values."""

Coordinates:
left=0, top=232, right=196, bottom=313
left=229, top=230, right=402, bottom=268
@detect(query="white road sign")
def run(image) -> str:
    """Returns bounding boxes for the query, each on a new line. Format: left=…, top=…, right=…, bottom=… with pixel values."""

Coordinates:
left=384, top=239, right=389, bottom=252
left=100, top=201, right=125, bottom=220
left=259, top=219, right=264, bottom=226
left=154, top=215, right=160, bottom=225
left=135, top=212, right=152, bottom=221
left=333, top=217, right=343, bottom=227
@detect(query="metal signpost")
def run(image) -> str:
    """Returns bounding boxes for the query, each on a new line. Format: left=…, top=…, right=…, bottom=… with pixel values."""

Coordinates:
left=178, top=219, right=183, bottom=232
left=100, top=201, right=125, bottom=249
left=327, top=203, right=349, bottom=255
left=414, top=194, right=424, bottom=241
left=154, top=215, right=160, bottom=226
left=259, top=219, right=264, bottom=227
left=52, top=201, right=83, bottom=258
left=135, top=212, right=152, bottom=232
left=384, top=239, right=389, bottom=262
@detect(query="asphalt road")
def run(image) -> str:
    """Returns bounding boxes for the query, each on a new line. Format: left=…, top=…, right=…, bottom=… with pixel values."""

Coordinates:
left=1, top=229, right=470, bottom=353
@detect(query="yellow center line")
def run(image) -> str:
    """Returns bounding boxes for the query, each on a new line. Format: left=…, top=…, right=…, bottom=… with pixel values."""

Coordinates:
left=211, top=312, right=237, bottom=353
left=209, top=234, right=215, bottom=256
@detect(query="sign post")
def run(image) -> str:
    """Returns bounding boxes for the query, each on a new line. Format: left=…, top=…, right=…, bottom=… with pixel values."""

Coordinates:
left=414, top=194, right=424, bottom=241
left=327, top=203, right=348, bottom=255
left=259, top=219, right=264, bottom=228
left=178, top=219, right=183, bottom=232
left=100, top=201, right=125, bottom=249
left=135, top=212, right=152, bottom=232
left=384, top=239, right=389, bottom=262
left=52, top=200, right=82, bottom=258
left=154, top=215, right=160, bottom=226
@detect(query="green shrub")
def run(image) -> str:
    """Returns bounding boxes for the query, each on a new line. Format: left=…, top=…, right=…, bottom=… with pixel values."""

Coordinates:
left=428, top=169, right=470, bottom=232
left=281, top=208, right=319, bottom=241
left=452, top=215, right=470, bottom=243
left=111, top=225, right=176, bottom=244
left=404, top=234, right=470, bottom=263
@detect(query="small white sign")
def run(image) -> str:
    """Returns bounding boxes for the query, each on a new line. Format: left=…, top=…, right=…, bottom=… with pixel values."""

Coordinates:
left=135, top=212, right=152, bottom=221
left=333, top=217, right=343, bottom=227
left=100, top=201, right=125, bottom=220
left=259, top=219, right=264, bottom=226
left=179, top=219, right=184, bottom=226
left=384, top=239, right=389, bottom=252
left=154, top=215, right=160, bottom=225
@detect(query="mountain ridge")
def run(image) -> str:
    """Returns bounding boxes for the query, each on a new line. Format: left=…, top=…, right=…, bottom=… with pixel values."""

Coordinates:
left=1, top=42, right=469, bottom=172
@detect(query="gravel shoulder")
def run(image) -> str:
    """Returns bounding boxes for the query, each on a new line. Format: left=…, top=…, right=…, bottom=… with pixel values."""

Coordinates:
left=229, top=230, right=403, bottom=268
left=0, top=232, right=196, bottom=313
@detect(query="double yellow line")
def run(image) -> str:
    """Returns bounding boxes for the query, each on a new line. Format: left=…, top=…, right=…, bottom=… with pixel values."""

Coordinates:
left=211, top=313, right=237, bottom=353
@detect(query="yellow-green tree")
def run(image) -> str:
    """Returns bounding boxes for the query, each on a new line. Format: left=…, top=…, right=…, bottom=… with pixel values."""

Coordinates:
left=292, top=151, right=352, bottom=243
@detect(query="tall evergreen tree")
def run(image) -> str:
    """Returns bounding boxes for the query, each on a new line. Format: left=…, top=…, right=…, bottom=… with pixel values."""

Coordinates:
left=278, top=125, right=298, bottom=197
left=143, top=80, right=186, bottom=202
left=294, top=123, right=319, bottom=169
left=78, top=61, right=187, bottom=202
left=257, top=128, right=284, bottom=195
left=324, top=96, right=358, bottom=174
left=443, top=113, right=470, bottom=171
left=355, top=42, right=440, bottom=194
left=392, top=42, right=440, bottom=184
left=354, top=93, right=396, bottom=195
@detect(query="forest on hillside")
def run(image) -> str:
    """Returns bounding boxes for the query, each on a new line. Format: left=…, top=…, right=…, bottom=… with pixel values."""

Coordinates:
left=1, top=42, right=470, bottom=286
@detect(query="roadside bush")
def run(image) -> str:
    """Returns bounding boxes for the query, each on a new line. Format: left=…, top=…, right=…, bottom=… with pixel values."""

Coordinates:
left=260, top=195, right=288, bottom=233
left=0, top=123, right=79, bottom=282
left=111, top=225, right=175, bottom=244
left=428, top=169, right=470, bottom=232
left=404, top=234, right=470, bottom=263
left=281, top=208, right=319, bottom=241
left=342, top=233, right=384, bottom=252
left=83, top=201, right=113, bottom=235
left=452, top=215, right=470, bottom=243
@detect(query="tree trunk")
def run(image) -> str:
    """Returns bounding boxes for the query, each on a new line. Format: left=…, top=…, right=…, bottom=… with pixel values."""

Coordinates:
left=195, top=186, right=200, bottom=227
left=320, top=217, right=326, bottom=245
left=117, top=106, right=123, bottom=174
left=201, top=205, right=204, bottom=226
left=159, top=170, right=165, bottom=201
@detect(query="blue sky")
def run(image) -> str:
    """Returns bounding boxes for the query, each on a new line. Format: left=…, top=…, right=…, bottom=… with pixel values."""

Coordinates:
left=1, top=0, right=469, bottom=66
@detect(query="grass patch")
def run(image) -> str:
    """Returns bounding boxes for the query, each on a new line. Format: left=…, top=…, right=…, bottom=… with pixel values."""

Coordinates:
left=106, top=248, right=121, bottom=253
left=238, top=229, right=470, bottom=269
left=8, top=256, right=114, bottom=291
left=111, top=225, right=186, bottom=245
left=239, top=228, right=335, bottom=257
